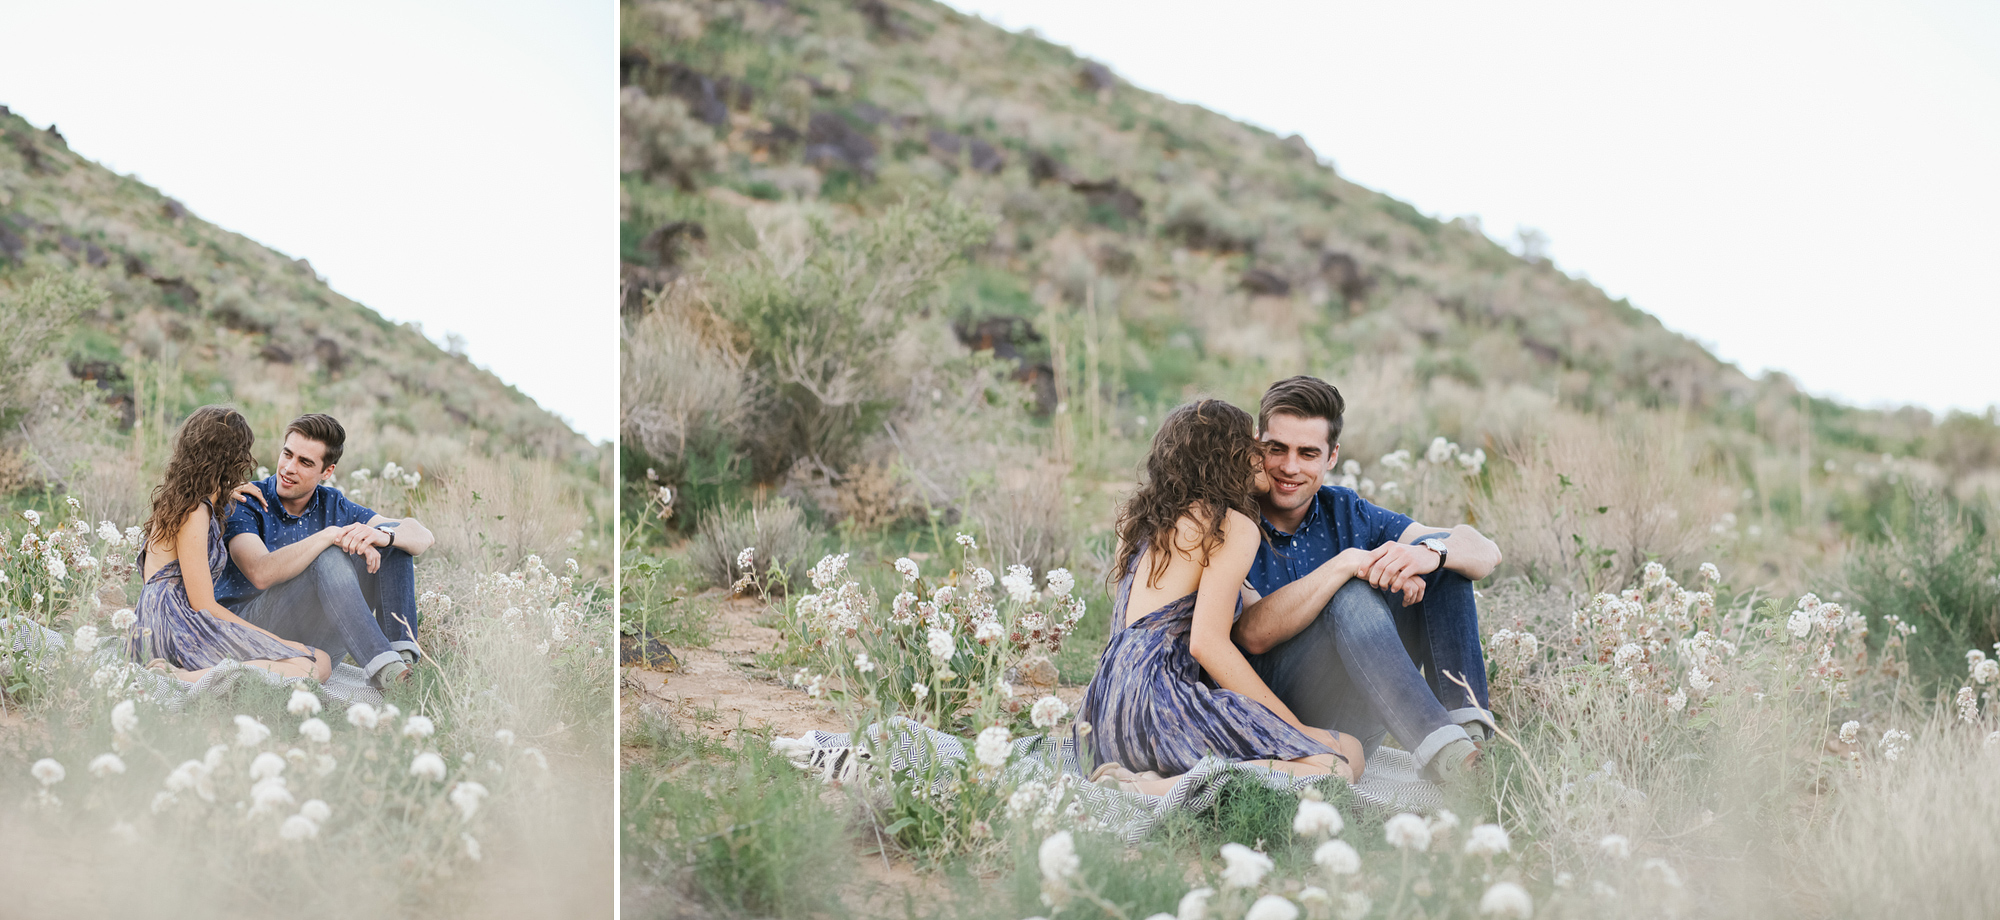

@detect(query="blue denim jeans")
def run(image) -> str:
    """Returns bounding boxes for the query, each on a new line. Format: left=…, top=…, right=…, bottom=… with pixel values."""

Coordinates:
left=1246, top=572, right=1492, bottom=769
left=238, top=546, right=420, bottom=681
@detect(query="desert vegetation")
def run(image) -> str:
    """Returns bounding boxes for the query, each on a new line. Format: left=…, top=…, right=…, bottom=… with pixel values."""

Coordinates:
left=620, top=1, right=2000, bottom=917
left=1, top=105, right=614, bottom=914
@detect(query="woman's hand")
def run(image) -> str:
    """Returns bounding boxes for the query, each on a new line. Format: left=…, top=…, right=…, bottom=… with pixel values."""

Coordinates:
left=1299, top=724, right=1341, bottom=751
left=231, top=482, right=268, bottom=510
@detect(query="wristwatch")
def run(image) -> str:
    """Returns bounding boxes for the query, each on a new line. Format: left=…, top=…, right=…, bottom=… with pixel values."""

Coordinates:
left=376, top=521, right=399, bottom=549
left=1418, top=537, right=1449, bottom=571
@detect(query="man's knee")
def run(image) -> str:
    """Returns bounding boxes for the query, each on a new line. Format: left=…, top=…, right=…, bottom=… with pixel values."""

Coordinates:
left=311, top=547, right=363, bottom=585
left=1328, top=579, right=1395, bottom=627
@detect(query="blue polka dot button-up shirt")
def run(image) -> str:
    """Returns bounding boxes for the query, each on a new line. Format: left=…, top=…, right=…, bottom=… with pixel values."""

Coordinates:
left=214, top=477, right=376, bottom=611
left=1246, top=485, right=1414, bottom=597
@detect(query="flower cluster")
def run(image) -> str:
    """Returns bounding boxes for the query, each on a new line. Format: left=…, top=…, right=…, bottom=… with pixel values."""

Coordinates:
left=471, top=555, right=591, bottom=657
left=1556, top=563, right=1739, bottom=709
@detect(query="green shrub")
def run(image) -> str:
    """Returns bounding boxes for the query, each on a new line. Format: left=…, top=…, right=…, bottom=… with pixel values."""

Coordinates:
left=1843, top=485, right=2000, bottom=687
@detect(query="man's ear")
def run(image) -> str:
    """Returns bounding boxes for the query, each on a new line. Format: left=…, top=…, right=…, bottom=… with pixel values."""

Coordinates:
left=320, top=462, right=337, bottom=484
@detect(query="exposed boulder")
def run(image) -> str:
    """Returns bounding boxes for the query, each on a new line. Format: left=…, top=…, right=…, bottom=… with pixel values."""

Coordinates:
left=1078, top=61, right=1116, bottom=94
left=1241, top=267, right=1291, bottom=296
left=805, top=111, right=877, bottom=176
left=953, top=315, right=1057, bottom=415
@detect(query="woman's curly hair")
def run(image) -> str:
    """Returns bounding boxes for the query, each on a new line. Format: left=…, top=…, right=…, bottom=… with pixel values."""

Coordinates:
left=144, top=405, right=255, bottom=549
left=1114, top=398, right=1264, bottom=589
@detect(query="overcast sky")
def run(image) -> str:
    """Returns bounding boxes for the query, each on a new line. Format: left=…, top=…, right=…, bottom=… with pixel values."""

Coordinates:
left=952, top=0, right=2000, bottom=417
left=0, top=0, right=615, bottom=443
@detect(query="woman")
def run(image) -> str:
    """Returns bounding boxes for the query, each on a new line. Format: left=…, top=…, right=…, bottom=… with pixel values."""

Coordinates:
left=130, top=406, right=331, bottom=682
left=1076, top=399, right=1363, bottom=788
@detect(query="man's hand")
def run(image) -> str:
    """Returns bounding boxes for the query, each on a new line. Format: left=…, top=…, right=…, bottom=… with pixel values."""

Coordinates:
left=359, top=544, right=381, bottom=574
left=1356, top=542, right=1441, bottom=605
left=231, top=483, right=268, bottom=510
left=330, top=523, right=388, bottom=556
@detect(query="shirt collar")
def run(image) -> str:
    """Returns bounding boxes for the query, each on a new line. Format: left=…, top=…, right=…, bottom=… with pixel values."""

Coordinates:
left=1259, top=488, right=1325, bottom=542
left=266, top=478, right=321, bottom=523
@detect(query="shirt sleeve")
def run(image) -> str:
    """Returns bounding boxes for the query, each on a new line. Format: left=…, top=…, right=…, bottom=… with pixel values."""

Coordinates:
left=334, top=491, right=379, bottom=527
left=1357, top=498, right=1415, bottom=549
left=221, top=496, right=264, bottom=542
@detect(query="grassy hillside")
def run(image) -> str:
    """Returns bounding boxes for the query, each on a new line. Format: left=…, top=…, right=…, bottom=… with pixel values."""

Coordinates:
left=0, top=103, right=608, bottom=574
left=622, top=3, right=2000, bottom=918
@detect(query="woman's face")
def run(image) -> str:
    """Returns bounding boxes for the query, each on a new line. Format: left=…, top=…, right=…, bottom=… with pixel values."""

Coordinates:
left=1249, top=434, right=1272, bottom=497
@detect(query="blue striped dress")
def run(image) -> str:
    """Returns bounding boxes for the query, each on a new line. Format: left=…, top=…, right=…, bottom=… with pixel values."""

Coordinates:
left=1073, top=545, right=1337, bottom=776
left=128, top=504, right=319, bottom=670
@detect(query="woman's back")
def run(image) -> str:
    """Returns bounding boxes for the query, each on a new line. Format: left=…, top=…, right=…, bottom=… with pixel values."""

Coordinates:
left=1123, top=509, right=1253, bottom=626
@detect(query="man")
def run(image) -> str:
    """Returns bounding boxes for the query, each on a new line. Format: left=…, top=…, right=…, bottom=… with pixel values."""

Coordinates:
left=215, top=413, right=435, bottom=689
left=1234, top=376, right=1502, bottom=783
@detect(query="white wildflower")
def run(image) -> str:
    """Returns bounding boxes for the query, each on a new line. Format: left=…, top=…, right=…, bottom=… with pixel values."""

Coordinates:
left=88, top=753, right=126, bottom=778
left=46, top=554, right=66, bottom=581
left=234, top=714, right=271, bottom=748
left=1465, top=823, right=1511, bottom=856
left=1598, top=834, right=1631, bottom=858
left=1293, top=798, right=1344, bottom=838
left=927, top=628, right=956, bottom=662
left=1642, top=857, right=1683, bottom=888
left=1786, top=608, right=1812, bottom=639
left=1002, top=565, right=1036, bottom=604
left=1038, top=830, right=1079, bottom=882
left=971, top=567, right=995, bottom=590
left=1700, top=562, right=1721, bottom=584
left=346, top=702, right=380, bottom=729
left=1299, top=887, right=1330, bottom=908
left=1030, top=696, right=1069, bottom=729
left=1974, top=660, right=1999, bottom=686
left=1338, top=892, right=1373, bottom=920
left=462, top=833, right=482, bottom=861
left=975, top=619, right=1004, bottom=642
left=1642, top=562, right=1666, bottom=587
left=1880, top=729, right=1911, bottom=761
left=1477, top=881, right=1534, bottom=918
left=279, top=814, right=319, bottom=841
left=956, top=532, right=978, bottom=550
left=1313, top=839, right=1361, bottom=875
left=1426, top=437, right=1457, bottom=464
left=895, top=557, right=920, bottom=583
left=287, top=689, right=322, bottom=716
left=97, top=521, right=122, bottom=544
left=1047, top=568, right=1075, bottom=597
left=1219, top=842, right=1274, bottom=888
left=495, top=729, right=516, bottom=746
left=1839, top=721, right=1860, bottom=745
left=736, top=547, right=755, bottom=572
left=853, top=652, right=875, bottom=675
left=410, top=752, right=447, bottom=782
left=1667, top=687, right=1688, bottom=712
left=299, top=718, right=331, bottom=744
left=975, top=726, right=1012, bottom=768
left=1244, top=895, right=1299, bottom=920
left=250, top=777, right=295, bottom=815
left=912, top=683, right=929, bottom=702
left=403, top=715, right=436, bottom=740
left=1384, top=812, right=1431, bottom=851
left=249, top=752, right=286, bottom=781
left=70, top=625, right=97, bottom=656
left=449, top=781, right=489, bottom=821
left=301, top=799, right=331, bottom=823
left=111, top=699, right=138, bottom=735
left=285, top=748, right=308, bottom=768
left=22, top=509, right=40, bottom=527
left=1957, top=687, right=1979, bottom=723
left=379, top=703, right=401, bottom=723
left=1177, top=887, right=1215, bottom=920
left=110, top=608, right=137, bottom=629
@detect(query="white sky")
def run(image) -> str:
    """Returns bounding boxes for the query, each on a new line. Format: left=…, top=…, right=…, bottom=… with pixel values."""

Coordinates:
left=0, top=0, right=616, bottom=443
left=951, top=0, right=2000, bottom=417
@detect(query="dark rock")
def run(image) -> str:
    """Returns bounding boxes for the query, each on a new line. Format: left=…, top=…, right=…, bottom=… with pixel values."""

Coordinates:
left=151, top=276, right=202, bottom=310
left=0, top=105, right=9, bottom=118
left=750, top=119, right=802, bottom=154
left=1280, top=134, right=1316, bottom=162
left=1079, top=61, right=1115, bottom=93
left=621, top=263, right=677, bottom=316
left=66, top=359, right=126, bottom=390
left=1319, top=251, right=1372, bottom=303
left=854, top=0, right=905, bottom=38
left=1096, top=243, right=1137, bottom=275
left=212, top=301, right=270, bottom=333
left=620, top=632, right=680, bottom=670
left=313, top=337, right=347, bottom=376
left=123, top=254, right=150, bottom=277
left=105, top=393, right=136, bottom=430
left=294, top=257, right=318, bottom=279
left=161, top=199, right=188, bottom=221
left=967, top=137, right=1005, bottom=174
left=0, top=224, right=22, bottom=261
left=1241, top=267, right=1291, bottom=296
left=12, top=133, right=45, bottom=172
left=1069, top=178, right=1144, bottom=223
left=953, top=315, right=1057, bottom=414
left=44, top=124, right=64, bottom=145
left=927, top=127, right=963, bottom=157
left=620, top=49, right=652, bottom=87
left=805, top=111, right=877, bottom=176
left=1029, top=150, right=1069, bottom=184
left=260, top=343, right=295, bottom=364
left=84, top=242, right=107, bottom=267
left=641, top=220, right=706, bottom=267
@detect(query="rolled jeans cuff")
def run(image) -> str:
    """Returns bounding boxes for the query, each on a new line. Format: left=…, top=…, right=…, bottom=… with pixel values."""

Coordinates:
left=1447, top=707, right=1496, bottom=733
left=388, top=640, right=421, bottom=656
left=1412, top=722, right=1473, bottom=769
left=362, top=650, right=405, bottom=680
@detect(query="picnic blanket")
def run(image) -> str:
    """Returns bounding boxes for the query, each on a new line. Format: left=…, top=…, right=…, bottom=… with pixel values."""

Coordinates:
left=3, top=616, right=381, bottom=711
left=775, top=717, right=1444, bottom=845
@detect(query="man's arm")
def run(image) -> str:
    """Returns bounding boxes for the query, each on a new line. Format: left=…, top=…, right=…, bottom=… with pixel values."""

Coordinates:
left=1232, top=546, right=1372, bottom=655
left=229, top=527, right=349, bottom=591
left=361, top=515, right=435, bottom=556
left=1353, top=522, right=1503, bottom=604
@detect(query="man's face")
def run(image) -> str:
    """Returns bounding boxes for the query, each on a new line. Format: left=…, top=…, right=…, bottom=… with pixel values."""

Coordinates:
left=274, top=432, right=335, bottom=502
left=1259, top=413, right=1338, bottom=516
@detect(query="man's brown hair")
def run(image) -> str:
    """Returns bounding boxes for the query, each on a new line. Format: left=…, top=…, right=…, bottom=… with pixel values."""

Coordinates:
left=284, top=413, right=346, bottom=468
left=1258, top=375, right=1345, bottom=448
